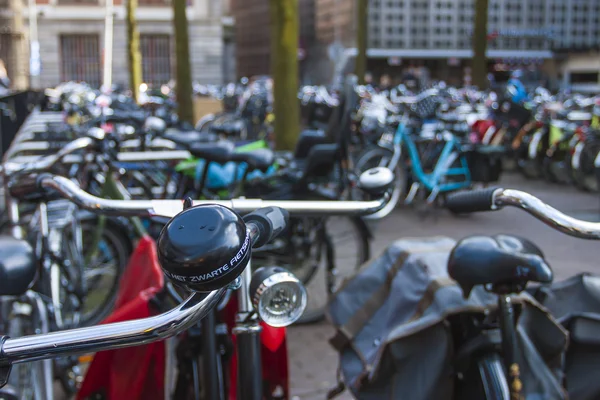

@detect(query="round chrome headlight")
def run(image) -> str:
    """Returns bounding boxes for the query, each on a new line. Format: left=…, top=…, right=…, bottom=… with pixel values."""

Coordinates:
left=250, top=267, right=307, bottom=327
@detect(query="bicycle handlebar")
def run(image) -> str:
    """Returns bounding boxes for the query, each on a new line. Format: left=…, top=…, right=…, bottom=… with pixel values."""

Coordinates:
left=1, top=205, right=280, bottom=365
left=445, top=187, right=600, bottom=240
left=2, top=137, right=95, bottom=177
left=2, top=290, right=224, bottom=364
left=13, top=174, right=390, bottom=218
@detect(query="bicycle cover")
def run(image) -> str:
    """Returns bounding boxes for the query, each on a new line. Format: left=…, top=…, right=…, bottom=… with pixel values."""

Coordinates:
left=77, top=236, right=165, bottom=400
left=529, top=273, right=600, bottom=400
left=327, top=236, right=567, bottom=400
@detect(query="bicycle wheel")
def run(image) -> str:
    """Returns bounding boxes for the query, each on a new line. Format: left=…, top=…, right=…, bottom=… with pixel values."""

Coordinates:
left=64, top=219, right=131, bottom=326
left=4, top=298, right=51, bottom=400
left=572, top=143, right=600, bottom=192
left=353, top=145, right=407, bottom=220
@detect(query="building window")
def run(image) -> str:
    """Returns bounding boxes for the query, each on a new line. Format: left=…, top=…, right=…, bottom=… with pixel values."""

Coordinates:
left=139, top=0, right=170, bottom=5
left=60, top=34, right=101, bottom=87
left=141, top=34, right=172, bottom=86
left=57, top=0, right=97, bottom=5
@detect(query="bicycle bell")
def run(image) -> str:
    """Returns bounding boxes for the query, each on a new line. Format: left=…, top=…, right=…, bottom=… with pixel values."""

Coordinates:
left=358, top=167, right=395, bottom=196
left=157, top=204, right=251, bottom=292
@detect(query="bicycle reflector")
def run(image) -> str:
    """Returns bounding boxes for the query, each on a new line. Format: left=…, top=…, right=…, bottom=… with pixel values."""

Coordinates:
left=157, top=204, right=251, bottom=292
left=249, top=267, right=307, bottom=327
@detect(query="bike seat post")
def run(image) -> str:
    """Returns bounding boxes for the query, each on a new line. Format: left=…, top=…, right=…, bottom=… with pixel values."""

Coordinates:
left=195, top=160, right=211, bottom=195
left=495, top=288, right=523, bottom=399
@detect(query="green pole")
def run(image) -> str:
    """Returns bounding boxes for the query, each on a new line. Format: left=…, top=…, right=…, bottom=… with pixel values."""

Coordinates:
left=355, top=0, right=368, bottom=85
left=126, top=0, right=142, bottom=102
left=270, top=0, right=300, bottom=151
left=173, top=0, right=194, bottom=124
left=472, top=0, right=489, bottom=89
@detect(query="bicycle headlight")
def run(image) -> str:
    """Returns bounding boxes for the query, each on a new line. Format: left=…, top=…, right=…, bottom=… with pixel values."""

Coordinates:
left=250, top=267, right=307, bottom=327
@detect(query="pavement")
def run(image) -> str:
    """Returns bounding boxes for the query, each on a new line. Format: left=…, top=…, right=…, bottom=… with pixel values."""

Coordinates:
left=287, top=172, right=600, bottom=399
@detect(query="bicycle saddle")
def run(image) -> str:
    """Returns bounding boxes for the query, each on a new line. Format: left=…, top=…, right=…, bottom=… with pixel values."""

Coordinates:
left=0, top=236, right=36, bottom=296
left=210, top=120, right=246, bottom=136
left=230, top=148, right=274, bottom=172
left=448, top=234, right=552, bottom=297
left=189, top=140, right=236, bottom=165
left=163, top=128, right=218, bottom=146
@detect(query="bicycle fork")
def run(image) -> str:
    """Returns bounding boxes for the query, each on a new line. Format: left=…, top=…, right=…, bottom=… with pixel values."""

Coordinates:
left=232, top=260, right=263, bottom=400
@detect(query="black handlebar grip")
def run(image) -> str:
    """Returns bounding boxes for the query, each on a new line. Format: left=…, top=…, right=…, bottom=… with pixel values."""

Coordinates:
left=243, top=207, right=290, bottom=248
left=445, top=187, right=501, bottom=214
left=7, top=173, right=53, bottom=201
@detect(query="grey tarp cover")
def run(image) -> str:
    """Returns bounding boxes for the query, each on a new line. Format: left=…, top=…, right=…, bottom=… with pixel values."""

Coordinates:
left=530, top=273, right=600, bottom=400
left=326, top=236, right=568, bottom=399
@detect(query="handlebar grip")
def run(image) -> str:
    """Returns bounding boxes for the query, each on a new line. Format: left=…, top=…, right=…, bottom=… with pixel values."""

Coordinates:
left=445, top=187, right=501, bottom=214
left=7, top=173, right=53, bottom=201
left=243, top=206, right=289, bottom=248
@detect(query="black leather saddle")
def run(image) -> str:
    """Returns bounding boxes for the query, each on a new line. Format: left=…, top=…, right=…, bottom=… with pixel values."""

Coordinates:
left=210, top=120, right=246, bottom=137
left=448, top=234, right=552, bottom=297
left=163, top=128, right=218, bottom=147
left=105, top=110, right=147, bottom=126
left=0, top=236, right=37, bottom=296
left=230, top=148, right=274, bottom=173
left=294, top=129, right=329, bottom=159
left=189, top=141, right=236, bottom=165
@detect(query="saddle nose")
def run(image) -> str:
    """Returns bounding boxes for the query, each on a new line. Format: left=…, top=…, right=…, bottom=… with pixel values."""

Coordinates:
left=448, top=235, right=553, bottom=298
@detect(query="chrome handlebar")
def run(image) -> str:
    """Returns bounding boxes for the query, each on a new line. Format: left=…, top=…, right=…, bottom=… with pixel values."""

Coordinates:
left=37, top=175, right=390, bottom=218
left=0, top=171, right=390, bottom=366
left=2, top=290, right=225, bottom=364
left=446, top=187, right=600, bottom=240
left=494, top=189, right=600, bottom=240
left=2, top=137, right=95, bottom=177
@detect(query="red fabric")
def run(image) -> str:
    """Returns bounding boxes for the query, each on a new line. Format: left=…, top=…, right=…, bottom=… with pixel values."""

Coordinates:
left=77, top=236, right=166, bottom=400
left=471, top=120, right=495, bottom=142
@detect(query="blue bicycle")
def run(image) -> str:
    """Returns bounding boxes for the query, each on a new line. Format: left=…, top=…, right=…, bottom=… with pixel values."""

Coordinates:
left=398, top=118, right=472, bottom=205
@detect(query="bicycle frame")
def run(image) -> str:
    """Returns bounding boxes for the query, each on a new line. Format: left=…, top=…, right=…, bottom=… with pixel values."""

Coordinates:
left=396, top=121, right=471, bottom=194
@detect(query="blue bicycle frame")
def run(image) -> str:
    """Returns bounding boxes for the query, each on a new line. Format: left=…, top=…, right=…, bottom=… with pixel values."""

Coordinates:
left=395, top=120, right=471, bottom=194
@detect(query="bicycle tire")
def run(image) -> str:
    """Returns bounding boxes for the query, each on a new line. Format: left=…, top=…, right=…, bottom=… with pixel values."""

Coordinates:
left=296, top=216, right=370, bottom=324
left=572, top=143, right=600, bottom=193
left=78, top=219, right=131, bottom=326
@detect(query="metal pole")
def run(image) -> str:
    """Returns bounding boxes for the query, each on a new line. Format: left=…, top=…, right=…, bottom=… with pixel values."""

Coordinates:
left=103, top=0, right=114, bottom=90
left=27, top=0, right=40, bottom=88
